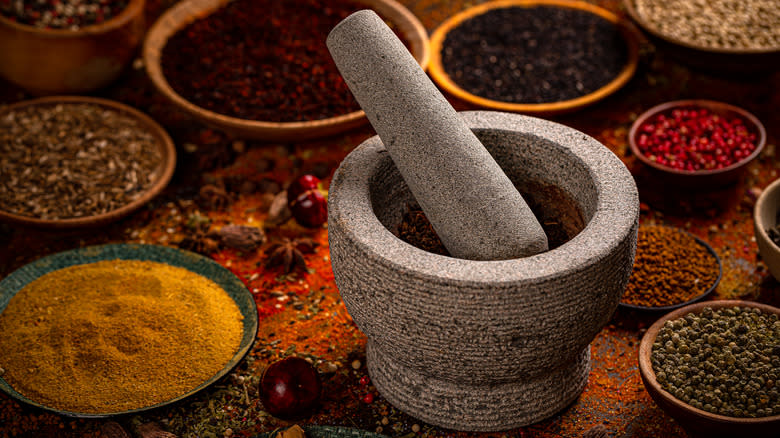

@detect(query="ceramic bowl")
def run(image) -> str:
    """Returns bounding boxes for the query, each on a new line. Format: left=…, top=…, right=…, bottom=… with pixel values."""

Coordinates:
left=754, top=178, right=780, bottom=282
left=0, top=96, right=176, bottom=229
left=638, top=300, right=780, bottom=437
left=143, top=0, right=429, bottom=142
left=623, top=0, right=780, bottom=73
left=328, top=111, right=639, bottom=431
left=0, top=0, right=145, bottom=95
left=629, top=100, right=766, bottom=190
left=427, top=0, right=640, bottom=116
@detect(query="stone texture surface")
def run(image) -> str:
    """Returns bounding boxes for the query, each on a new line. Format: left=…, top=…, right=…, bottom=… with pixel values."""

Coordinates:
left=328, top=111, right=640, bottom=431
left=326, top=10, right=547, bottom=260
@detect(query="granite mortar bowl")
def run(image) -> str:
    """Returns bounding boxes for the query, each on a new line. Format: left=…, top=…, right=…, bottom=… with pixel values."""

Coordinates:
left=328, top=111, right=639, bottom=431
left=0, top=0, right=145, bottom=95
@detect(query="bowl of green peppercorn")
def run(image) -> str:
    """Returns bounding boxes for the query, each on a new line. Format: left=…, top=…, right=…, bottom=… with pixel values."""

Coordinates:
left=638, top=300, right=780, bottom=437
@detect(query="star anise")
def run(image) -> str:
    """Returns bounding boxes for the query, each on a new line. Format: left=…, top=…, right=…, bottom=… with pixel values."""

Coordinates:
left=178, top=223, right=220, bottom=255
left=198, top=183, right=231, bottom=211
left=265, top=237, right=317, bottom=274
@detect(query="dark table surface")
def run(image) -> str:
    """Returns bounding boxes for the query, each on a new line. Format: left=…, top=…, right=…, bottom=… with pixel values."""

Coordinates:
left=1, top=0, right=778, bottom=437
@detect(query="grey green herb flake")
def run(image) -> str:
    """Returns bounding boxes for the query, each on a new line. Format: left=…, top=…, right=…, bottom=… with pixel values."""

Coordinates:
left=651, top=306, right=780, bottom=418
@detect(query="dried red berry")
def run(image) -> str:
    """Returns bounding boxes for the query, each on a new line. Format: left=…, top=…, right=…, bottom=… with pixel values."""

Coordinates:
left=260, top=357, right=322, bottom=419
left=288, top=175, right=327, bottom=228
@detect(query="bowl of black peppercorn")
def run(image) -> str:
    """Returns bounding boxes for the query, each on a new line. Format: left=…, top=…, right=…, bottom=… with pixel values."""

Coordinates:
left=638, top=300, right=780, bottom=438
left=754, top=177, right=780, bottom=282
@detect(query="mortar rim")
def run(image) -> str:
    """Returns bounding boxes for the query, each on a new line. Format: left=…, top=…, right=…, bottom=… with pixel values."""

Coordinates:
left=328, top=111, right=638, bottom=284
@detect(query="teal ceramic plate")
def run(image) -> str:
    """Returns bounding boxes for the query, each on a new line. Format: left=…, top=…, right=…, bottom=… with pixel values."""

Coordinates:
left=255, top=425, right=389, bottom=438
left=0, top=243, right=258, bottom=418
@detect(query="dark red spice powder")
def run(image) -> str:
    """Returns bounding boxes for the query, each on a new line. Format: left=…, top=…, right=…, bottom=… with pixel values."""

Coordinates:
left=161, top=0, right=405, bottom=123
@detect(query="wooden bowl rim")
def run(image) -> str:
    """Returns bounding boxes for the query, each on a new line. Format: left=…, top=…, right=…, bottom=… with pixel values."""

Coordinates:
left=0, top=96, right=177, bottom=229
left=0, top=0, right=144, bottom=37
left=427, top=0, right=640, bottom=115
left=619, top=225, right=722, bottom=311
left=142, top=0, right=430, bottom=136
left=638, top=300, right=780, bottom=425
left=628, top=99, right=767, bottom=178
left=622, top=0, right=780, bottom=55
left=753, top=177, right=780, bottom=249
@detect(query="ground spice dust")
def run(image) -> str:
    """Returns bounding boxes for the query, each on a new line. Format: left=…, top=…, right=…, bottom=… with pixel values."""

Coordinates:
left=0, top=260, right=243, bottom=414
left=621, top=225, right=720, bottom=307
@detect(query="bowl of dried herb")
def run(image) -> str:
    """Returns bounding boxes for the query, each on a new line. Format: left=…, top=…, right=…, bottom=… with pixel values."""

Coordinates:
left=0, top=0, right=145, bottom=95
left=754, top=177, right=780, bottom=282
left=638, top=300, right=780, bottom=437
left=0, top=96, right=176, bottom=229
left=623, top=0, right=780, bottom=73
left=142, top=0, right=429, bottom=142
left=427, top=0, right=640, bottom=115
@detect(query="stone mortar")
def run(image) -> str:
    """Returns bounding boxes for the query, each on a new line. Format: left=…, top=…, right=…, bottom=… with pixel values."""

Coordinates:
left=328, top=111, right=639, bottom=431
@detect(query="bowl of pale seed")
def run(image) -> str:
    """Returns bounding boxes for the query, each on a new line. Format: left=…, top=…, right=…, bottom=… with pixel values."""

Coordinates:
left=623, top=0, right=779, bottom=73
left=639, top=300, right=780, bottom=438
left=0, top=0, right=146, bottom=95
left=0, top=96, right=176, bottom=229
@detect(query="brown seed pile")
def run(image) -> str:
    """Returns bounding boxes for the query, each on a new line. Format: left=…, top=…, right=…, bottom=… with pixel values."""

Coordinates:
left=0, top=103, right=161, bottom=220
left=621, top=226, right=720, bottom=308
left=634, top=0, right=779, bottom=50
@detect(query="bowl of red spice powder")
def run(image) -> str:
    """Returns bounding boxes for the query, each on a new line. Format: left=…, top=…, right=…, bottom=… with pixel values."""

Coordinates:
left=142, top=0, right=429, bottom=142
left=629, top=100, right=766, bottom=189
left=0, top=0, right=145, bottom=95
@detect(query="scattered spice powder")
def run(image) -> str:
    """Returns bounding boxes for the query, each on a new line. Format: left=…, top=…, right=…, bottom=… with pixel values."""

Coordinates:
left=161, top=0, right=407, bottom=122
left=621, top=226, right=720, bottom=308
left=440, top=5, right=627, bottom=103
left=0, top=260, right=243, bottom=414
left=0, top=0, right=129, bottom=29
left=0, top=103, right=162, bottom=220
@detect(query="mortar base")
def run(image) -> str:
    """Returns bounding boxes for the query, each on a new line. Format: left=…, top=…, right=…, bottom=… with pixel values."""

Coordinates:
left=366, top=341, right=591, bottom=432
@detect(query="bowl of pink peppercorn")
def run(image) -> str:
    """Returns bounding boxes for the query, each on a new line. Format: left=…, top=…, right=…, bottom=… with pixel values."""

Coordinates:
left=629, top=100, right=766, bottom=189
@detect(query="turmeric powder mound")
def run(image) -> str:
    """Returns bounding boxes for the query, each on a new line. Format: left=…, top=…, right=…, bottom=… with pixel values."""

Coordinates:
left=0, top=260, right=244, bottom=414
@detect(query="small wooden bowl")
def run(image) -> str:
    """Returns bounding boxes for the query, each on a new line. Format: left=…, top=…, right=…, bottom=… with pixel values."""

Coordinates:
left=427, top=0, right=640, bottom=116
left=0, top=96, right=176, bottom=229
left=628, top=100, right=766, bottom=190
left=638, top=300, right=780, bottom=437
left=143, top=0, right=430, bottom=142
left=754, top=178, right=780, bottom=282
left=623, top=0, right=780, bottom=74
left=0, top=0, right=145, bottom=95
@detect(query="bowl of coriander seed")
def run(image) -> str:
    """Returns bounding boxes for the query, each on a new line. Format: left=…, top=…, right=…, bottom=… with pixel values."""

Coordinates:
left=638, top=300, right=780, bottom=437
left=623, top=0, right=779, bottom=73
left=0, top=96, right=176, bottom=229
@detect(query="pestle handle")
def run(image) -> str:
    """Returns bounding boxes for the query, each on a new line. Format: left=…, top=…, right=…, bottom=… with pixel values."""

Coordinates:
left=327, top=10, right=547, bottom=260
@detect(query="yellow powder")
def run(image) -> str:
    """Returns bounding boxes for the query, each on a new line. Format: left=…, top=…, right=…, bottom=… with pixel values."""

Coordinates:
left=0, top=259, right=244, bottom=413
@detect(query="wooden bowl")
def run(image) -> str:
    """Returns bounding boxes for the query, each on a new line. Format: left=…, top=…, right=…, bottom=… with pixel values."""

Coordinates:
left=623, top=0, right=780, bottom=74
left=143, top=0, right=430, bottom=142
left=628, top=100, right=766, bottom=190
left=0, top=96, right=176, bottom=229
left=427, top=0, right=640, bottom=116
left=754, top=178, right=780, bottom=282
left=638, top=300, right=780, bottom=437
left=0, top=0, right=145, bottom=95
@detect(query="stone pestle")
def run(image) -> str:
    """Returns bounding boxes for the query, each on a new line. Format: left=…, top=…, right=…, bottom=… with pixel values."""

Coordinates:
left=327, top=10, right=548, bottom=260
